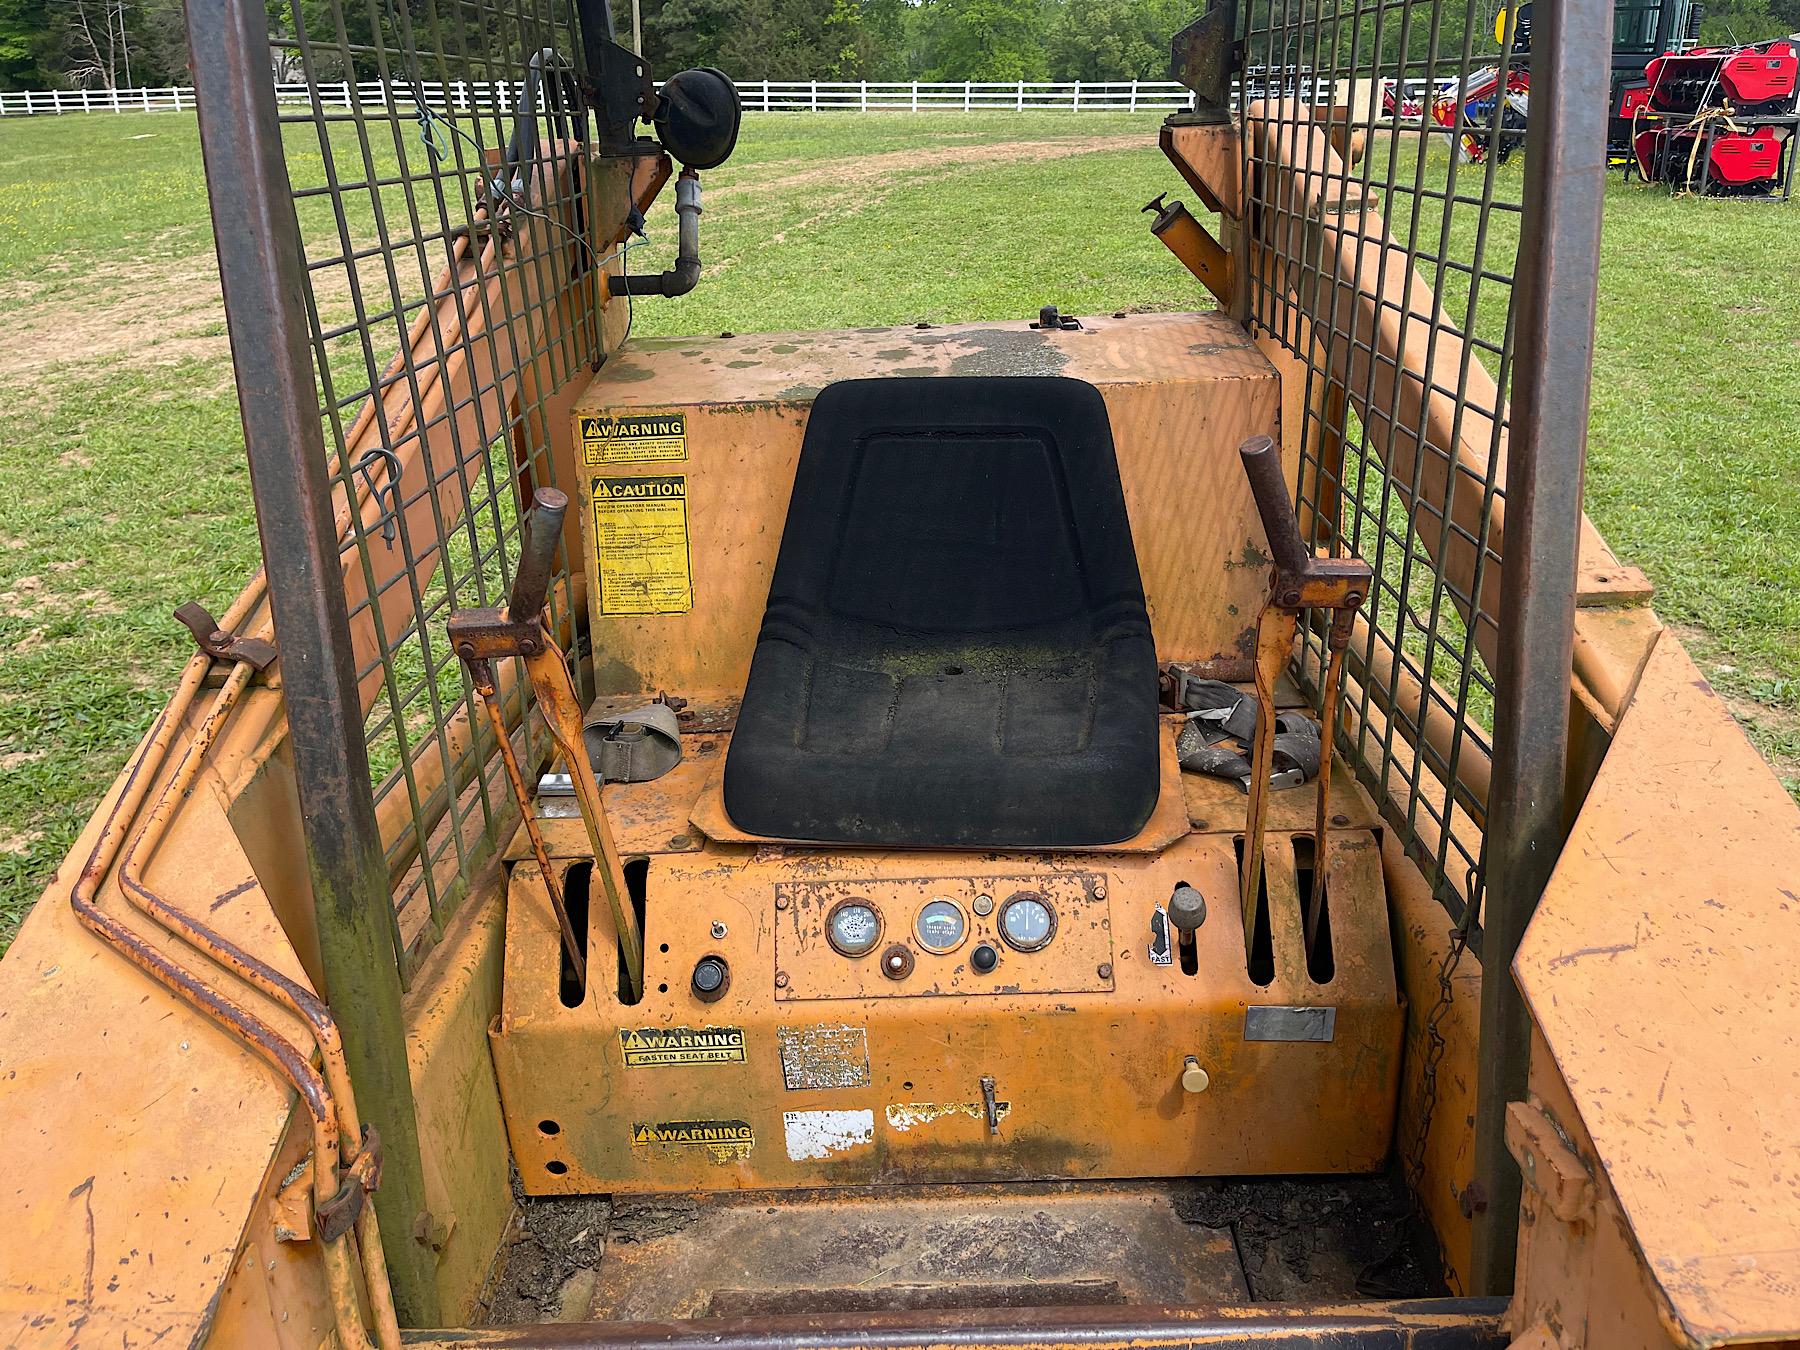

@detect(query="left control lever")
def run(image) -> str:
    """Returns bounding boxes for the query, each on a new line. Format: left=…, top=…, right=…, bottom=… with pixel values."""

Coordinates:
left=447, top=488, right=645, bottom=1002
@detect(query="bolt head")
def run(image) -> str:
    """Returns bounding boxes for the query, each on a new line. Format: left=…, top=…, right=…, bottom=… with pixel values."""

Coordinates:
left=774, top=970, right=789, bottom=989
left=1093, top=882, right=1108, bottom=900
left=1097, top=962, right=1113, bottom=980
left=775, top=893, right=790, bottom=911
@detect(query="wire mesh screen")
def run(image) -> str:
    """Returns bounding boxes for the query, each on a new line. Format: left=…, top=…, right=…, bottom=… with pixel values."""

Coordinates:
left=1239, top=0, right=1527, bottom=932
left=267, top=0, right=608, bottom=983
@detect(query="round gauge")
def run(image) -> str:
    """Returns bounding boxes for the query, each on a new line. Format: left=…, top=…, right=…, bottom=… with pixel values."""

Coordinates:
left=914, top=898, right=968, bottom=953
left=826, top=899, right=883, bottom=957
left=998, top=892, right=1057, bottom=952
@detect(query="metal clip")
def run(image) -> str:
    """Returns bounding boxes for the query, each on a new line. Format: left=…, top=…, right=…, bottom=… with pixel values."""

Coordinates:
left=174, top=601, right=277, bottom=671
left=315, top=1124, right=384, bottom=1243
left=353, top=446, right=404, bottom=550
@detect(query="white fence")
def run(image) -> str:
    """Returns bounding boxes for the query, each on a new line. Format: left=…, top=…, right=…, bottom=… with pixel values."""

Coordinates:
left=0, top=77, right=1268, bottom=119
left=0, top=74, right=1337, bottom=119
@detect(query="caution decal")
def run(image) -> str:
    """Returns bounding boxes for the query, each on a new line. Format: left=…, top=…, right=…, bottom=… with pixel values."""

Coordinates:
left=620, top=1026, right=746, bottom=1068
left=630, top=1119, right=755, bottom=1163
left=580, top=411, right=687, bottom=464
left=591, top=474, right=693, bottom=616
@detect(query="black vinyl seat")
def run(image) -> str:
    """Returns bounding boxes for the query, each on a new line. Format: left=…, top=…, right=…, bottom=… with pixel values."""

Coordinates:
left=722, top=376, right=1160, bottom=848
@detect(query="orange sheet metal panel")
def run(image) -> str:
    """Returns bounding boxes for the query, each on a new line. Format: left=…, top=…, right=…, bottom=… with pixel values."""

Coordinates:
left=491, top=732, right=1400, bottom=1195
left=568, top=312, right=1282, bottom=697
left=1515, top=633, right=1800, bottom=1348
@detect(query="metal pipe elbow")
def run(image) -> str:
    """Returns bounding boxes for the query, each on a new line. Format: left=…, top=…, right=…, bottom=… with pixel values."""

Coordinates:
left=619, top=170, right=703, bottom=298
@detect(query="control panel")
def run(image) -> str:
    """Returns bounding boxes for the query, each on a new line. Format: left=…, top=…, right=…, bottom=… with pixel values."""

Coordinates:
left=773, top=872, right=1114, bottom=1001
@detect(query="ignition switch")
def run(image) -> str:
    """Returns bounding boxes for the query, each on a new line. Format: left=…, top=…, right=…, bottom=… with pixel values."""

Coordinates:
left=691, top=954, right=729, bottom=1002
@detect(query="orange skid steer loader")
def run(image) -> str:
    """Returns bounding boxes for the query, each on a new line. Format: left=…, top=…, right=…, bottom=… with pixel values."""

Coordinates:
left=2, top=0, right=1797, bottom=1347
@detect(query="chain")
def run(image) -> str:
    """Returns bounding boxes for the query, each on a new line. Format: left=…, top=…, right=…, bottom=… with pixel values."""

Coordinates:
left=1400, top=864, right=1482, bottom=1284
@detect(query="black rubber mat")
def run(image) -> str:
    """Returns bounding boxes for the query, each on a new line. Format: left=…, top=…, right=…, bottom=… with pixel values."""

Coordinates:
left=723, top=376, right=1159, bottom=847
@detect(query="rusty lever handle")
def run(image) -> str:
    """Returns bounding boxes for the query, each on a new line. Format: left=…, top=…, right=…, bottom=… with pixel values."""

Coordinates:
left=1234, top=435, right=1374, bottom=965
left=506, top=487, right=568, bottom=624
left=1238, top=435, right=1313, bottom=580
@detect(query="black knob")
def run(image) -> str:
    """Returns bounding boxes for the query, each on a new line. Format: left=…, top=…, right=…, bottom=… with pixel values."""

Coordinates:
left=1168, top=884, right=1208, bottom=933
left=971, top=943, right=999, bottom=974
left=691, top=955, right=729, bottom=1002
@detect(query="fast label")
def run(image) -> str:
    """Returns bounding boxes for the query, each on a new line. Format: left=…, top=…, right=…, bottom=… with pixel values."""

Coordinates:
left=630, top=1119, right=754, bottom=1163
left=591, top=475, right=693, bottom=616
left=620, top=1026, right=746, bottom=1068
left=580, top=411, right=687, bottom=464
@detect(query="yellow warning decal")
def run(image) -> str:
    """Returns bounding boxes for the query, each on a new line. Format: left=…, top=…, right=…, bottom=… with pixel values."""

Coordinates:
left=580, top=411, right=687, bottom=465
left=620, top=1026, right=746, bottom=1068
left=591, top=475, right=693, bottom=616
left=630, top=1119, right=754, bottom=1163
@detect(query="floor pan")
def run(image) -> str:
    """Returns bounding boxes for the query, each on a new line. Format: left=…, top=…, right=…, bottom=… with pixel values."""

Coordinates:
left=481, top=1174, right=1446, bottom=1326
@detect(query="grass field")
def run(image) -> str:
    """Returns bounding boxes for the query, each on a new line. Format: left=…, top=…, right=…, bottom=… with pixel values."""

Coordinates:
left=0, top=109, right=1796, bottom=950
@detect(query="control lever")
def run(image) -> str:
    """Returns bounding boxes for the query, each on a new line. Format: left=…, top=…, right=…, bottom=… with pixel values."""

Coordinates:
left=1236, top=437, right=1372, bottom=963
left=448, top=488, right=645, bottom=1002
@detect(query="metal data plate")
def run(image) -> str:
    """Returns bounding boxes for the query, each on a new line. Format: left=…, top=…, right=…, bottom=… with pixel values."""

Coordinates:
left=774, top=872, right=1114, bottom=1001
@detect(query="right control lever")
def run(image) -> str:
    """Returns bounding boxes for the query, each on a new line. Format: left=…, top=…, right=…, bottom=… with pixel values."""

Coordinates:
left=1236, top=436, right=1372, bottom=963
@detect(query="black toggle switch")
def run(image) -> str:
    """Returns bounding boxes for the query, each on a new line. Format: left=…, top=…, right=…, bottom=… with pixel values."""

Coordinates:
left=691, top=954, right=730, bottom=1002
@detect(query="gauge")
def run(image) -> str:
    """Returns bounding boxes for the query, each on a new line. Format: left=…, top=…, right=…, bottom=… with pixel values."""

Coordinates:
left=826, top=899, right=882, bottom=957
left=914, top=898, right=968, bottom=953
left=998, top=891, right=1056, bottom=952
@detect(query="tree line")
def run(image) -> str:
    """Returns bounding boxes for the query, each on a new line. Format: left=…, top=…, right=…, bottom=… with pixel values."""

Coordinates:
left=2, top=0, right=1794, bottom=94
left=0, top=0, right=1199, bottom=93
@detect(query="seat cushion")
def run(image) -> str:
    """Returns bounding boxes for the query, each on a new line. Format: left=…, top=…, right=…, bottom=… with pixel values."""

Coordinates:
left=722, top=376, right=1159, bottom=848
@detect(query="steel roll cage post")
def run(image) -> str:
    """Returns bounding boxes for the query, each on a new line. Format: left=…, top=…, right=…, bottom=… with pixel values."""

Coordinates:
left=1469, top=0, right=1612, bottom=1295
left=183, top=0, right=439, bottom=1322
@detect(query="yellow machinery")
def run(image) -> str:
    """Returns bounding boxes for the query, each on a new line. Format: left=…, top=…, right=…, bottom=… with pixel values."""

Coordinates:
left=3, top=0, right=1800, bottom=1347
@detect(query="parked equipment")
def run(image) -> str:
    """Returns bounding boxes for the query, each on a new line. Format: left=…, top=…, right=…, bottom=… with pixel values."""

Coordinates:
left=1625, top=37, right=1800, bottom=194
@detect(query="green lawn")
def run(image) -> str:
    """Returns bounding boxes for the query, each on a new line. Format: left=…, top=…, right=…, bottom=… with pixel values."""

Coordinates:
left=0, top=109, right=1795, bottom=950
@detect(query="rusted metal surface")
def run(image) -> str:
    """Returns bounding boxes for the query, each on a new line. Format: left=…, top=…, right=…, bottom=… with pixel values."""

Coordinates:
left=588, top=1184, right=1248, bottom=1320
left=185, top=0, right=434, bottom=1317
left=452, top=490, right=590, bottom=984
left=451, top=487, right=647, bottom=1000
left=491, top=806, right=1401, bottom=1194
left=175, top=598, right=279, bottom=670
left=409, top=1298, right=1508, bottom=1348
left=110, top=658, right=401, bottom=1344
left=1234, top=436, right=1371, bottom=955
left=1514, top=633, right=1800, bottom=1346
left=1383, top=833, right=1482, bottom=1295
left=18, top=633, right=389, bottom=1343
left=1169, top=0, right=1239, bottom=122
left=1469, top=0, right=1614, bottom=1293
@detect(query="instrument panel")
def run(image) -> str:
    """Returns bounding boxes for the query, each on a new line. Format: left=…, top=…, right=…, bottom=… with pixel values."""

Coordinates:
left=773, top=872, right=1114, bottom=1000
